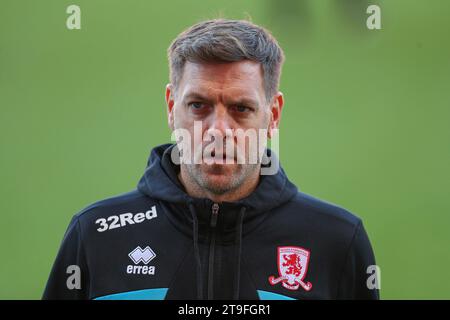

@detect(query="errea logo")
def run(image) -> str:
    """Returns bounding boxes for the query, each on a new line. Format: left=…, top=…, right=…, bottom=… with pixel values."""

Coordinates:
left=127, top=246, right=156, bottom=275
left=95, top=206, right=157, bottom=233
left=129, top=246, right=156, bottom=264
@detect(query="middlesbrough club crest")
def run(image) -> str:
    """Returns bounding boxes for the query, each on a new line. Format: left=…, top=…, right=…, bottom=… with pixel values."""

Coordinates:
left=268, top=246, right=313, bottom=291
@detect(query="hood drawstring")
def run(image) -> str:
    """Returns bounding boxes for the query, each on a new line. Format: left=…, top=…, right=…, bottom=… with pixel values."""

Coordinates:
left=233, top=206, right=246, bottom=300
left=188, top=201, right=204, bottom=300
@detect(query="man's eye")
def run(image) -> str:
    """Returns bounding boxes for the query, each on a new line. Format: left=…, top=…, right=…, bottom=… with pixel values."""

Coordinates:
left=234, top=105, right=252, bottom=113
left=189, top=102, right=207, bottom=110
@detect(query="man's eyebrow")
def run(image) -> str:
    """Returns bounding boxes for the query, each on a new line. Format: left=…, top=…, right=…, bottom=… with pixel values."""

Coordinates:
left=182, top=92, right=212, bottom=103
left=226, top=97, right=259, bottom=109
left=183, top=92, right=259, bottom=108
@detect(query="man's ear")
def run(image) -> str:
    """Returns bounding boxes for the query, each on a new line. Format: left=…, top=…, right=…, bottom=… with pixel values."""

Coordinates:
left=165, top=84, right=175, bottom=131
left=268, top=91, right=284, bottom=138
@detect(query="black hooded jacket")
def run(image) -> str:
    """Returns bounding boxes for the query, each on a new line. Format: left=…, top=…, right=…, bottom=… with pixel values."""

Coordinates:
left=43, top=144, right=379, bottom=300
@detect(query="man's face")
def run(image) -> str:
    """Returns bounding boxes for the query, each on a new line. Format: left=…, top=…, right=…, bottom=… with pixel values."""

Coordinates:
left=166, top=60, right=282, bottom=195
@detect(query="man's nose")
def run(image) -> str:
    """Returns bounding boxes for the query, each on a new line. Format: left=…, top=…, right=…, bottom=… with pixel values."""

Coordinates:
left=209, top=104, right=233, bottom=134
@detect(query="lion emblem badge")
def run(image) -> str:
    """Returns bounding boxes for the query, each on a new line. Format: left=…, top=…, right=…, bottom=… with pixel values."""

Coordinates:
left=268, top=246, right=312, bottom=291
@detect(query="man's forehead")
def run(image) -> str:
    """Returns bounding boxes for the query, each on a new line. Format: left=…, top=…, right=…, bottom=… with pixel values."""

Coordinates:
left=179, top=60, right=265, bottom=99
left=183, top=60, right=262, bottom=77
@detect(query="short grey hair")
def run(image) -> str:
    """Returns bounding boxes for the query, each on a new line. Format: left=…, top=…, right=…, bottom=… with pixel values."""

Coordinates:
left=168, top=19, right=285, bottom=101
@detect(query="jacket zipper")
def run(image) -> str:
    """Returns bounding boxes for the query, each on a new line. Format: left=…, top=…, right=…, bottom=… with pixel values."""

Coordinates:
left=207, top=203, right=219, bottom=299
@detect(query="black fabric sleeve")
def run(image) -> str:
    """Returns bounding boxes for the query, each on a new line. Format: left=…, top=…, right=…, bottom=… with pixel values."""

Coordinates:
left=337, top=221, right=380, bottom=300
left=42, top=216, right=90, bottom=299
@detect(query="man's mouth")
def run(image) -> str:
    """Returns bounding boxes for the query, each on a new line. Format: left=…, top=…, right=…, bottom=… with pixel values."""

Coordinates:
left=205, top=150, right=235, bottom=163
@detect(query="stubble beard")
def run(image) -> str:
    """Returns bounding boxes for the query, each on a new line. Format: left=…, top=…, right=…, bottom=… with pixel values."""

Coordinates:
left=183, top=162, right=260, bottom=196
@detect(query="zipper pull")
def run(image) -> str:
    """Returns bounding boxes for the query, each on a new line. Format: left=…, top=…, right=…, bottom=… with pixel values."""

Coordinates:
left=210, top=203, right=219, bottom=227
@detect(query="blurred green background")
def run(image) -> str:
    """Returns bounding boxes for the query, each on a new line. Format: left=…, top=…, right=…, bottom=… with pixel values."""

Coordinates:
left=1, top=0, right=449, bottom=299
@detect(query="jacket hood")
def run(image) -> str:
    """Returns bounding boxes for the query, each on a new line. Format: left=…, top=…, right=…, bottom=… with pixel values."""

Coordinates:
left=137, top=143, right=298, bottom=214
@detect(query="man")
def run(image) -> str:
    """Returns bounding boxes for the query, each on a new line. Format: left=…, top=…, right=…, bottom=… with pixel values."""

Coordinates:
left=43, top=19, right=379, bottom=300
